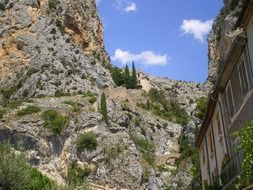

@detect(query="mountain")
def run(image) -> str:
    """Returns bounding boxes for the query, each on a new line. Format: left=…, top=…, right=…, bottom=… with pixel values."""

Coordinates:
left=0, top=0, right=208, bottom=189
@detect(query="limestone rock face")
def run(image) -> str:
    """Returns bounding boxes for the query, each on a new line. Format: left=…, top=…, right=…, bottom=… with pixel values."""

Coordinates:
left=0, top=0, right=112, bottom=98
left=206, top=0, right=245, bottom=88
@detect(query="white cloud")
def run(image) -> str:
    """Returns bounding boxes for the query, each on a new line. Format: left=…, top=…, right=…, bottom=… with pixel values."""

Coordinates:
left=180, top=19, right=213, bottom=42
left=124, top=2, right=137, bottom=12
left=115, top=0, right=137, bottom=13
left=112, top=49, right=169, bottom=66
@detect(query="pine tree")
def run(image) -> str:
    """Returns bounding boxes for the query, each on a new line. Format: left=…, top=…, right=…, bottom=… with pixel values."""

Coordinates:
left=131, top=61, right=137, bottom=89
left=100, top=92, right=109, bottom=125
left=124, top=65, right=131, bottom=89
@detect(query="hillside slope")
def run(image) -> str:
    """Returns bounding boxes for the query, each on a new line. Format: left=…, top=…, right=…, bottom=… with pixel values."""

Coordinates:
left=0, top=0, right=208, bottom=189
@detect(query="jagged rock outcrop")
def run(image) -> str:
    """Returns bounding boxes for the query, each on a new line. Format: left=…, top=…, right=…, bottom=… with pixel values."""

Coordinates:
left=206, top=0, right=246, bottom=88
left=0, top=0, right=112, bottom=98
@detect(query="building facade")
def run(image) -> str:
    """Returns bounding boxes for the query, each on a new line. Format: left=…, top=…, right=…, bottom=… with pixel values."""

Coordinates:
left=196, top=1, right=253, bottom=189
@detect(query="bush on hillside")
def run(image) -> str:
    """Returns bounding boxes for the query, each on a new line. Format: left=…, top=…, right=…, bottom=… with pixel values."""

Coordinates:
left=195, top=96, right=208, bottom=120
left=76, top=132, right=97, bottom=151
left=42, top=110, right=69, bottom=134
left=0, top=142, right=54, bottom=190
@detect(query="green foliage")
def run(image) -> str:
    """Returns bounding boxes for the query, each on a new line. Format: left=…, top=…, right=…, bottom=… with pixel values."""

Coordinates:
left=82, top=91, right=96, bottom=98
left=0, top=0, right=8, bottom=11
left=48, top=0, right=59, bottom=9
left=124, top=65, right=131, bottom=89
left=235, top=121, right=253, bottom=188
left=0, top=142, right=53, bottom=190
left=134, top=116, right=141, bottom=126
left=76, top=132, right=97, bottom=151
left=88, top=96, right=97, bottom=104
left=111, top=64, right=138, bottom=89
left=0, top=109, right=5, bottom=119
left=67, top=161, right=91, bottom=186
left=6, top=100, right=23, bottom=109
left=195, top=97, right=208, bottom=120
left=0, top=87, right=17, bottom=100
left=131, top=135, right=155, bottom=165
left=64, top=101, right=79, bottom=112
left=130, top=62, right=137, bottom=88
left=137, top=88, right=189, bottom=125
left=17, top=105, right=41, bottom=116
left=55, top=90, right=70, bottom=97
left=100, top=92, right=109, bottom=125
left=112, top=67, right=124, bottom=86
left=42, top=110, right=69, bottom=134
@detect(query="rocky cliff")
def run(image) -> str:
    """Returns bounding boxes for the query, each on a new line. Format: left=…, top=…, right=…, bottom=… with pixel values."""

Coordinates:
left=207, top=0, right=247, bottom=88
left=0, top=0, right=207, bottom=189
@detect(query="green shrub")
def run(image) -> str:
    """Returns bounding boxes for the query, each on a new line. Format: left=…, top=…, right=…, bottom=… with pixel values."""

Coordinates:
left=17, top=105, right=41, bottom=116
left=234, top=121, right=253, bottom=188
left=0, top=142, right=54, bottom=190
left=42, top=110, right=69, bottom=134
left=64, top=101, right=79, bottom=112
left=88, top=96, right=97, bottom=104
left=0, top=109, right=6, bottom=119
left=134, top=116, right=141, bottom=126
left=55, top=90, right=69, bottom=97
left=0, top=87, right=17, bottom=100
left=82, top=91, right=96, bottom=98
left=195, top=97, right=208, bottom=120
left=67, top=161, right=91, bottom=185
left=6, top=100, right=23, bottom=109
left=48, top=0, right=59, bottom=9
left=0, top=0, right=8, bottom=11
left=22, top=89, right=29, bottom=97
left=76, top=132, right=97, bottom=151
left=131, top=135, right=155, bottom=165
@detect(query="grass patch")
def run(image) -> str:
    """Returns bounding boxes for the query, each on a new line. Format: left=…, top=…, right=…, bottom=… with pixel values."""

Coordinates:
left=64, top=101, right=79, bottom=112
left=55, top=90, right=70, bottom=97
left=82, top=91, right=96, bottom=98
left=6, top=100, right=23, bottom=109
left=76, top=132, right=97, bottom=152
left=42, top=110, right=69, bottom=134
left=0, top=109, right=6, bottom=119
left=17, top=106, right=41, bottom=116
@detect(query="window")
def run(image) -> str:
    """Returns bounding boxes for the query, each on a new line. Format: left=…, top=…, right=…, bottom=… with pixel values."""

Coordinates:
left=209, top=131, right=214, bottom=154
left=216, top=111, right=222, bottom=141
left=226, top=83, right=235, bottom=118
left=238, top=57, right=250, bottom=96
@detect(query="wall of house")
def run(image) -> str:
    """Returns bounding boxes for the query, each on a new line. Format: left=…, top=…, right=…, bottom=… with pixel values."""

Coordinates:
left=211, top=103, right=227, bottom=177
left=247, top=16, right=253, bottom=68
left=200, top=140, right=210, bottom=187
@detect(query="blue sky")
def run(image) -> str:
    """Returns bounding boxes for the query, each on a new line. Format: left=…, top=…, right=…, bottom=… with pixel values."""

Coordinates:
left=96, top=0, right=223, bottom=82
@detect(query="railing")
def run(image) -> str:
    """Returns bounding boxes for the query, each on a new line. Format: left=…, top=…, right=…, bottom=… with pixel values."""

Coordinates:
left=221, top=150, right=243, bottom=189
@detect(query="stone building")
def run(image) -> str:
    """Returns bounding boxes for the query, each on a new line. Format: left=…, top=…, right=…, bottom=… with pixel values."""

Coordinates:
left=196, top=0, right=253, bottom=189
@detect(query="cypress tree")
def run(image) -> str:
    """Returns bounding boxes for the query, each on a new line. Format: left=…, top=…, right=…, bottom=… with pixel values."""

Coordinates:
left=131, top=61, right=137, bottom=89
left=100, top=92, right=109, bottom=125
left=124, top=65, right=131, bottom=89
